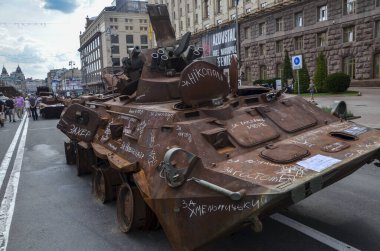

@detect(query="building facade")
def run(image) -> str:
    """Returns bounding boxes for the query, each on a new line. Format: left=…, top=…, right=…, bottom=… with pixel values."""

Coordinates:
left=0, top=65, right=26, bottom=93
left=240, top=0, right=380, bottom=86
left=78, top=0, right=151, bottom=93
left=149, top=0, right=285, bottom=39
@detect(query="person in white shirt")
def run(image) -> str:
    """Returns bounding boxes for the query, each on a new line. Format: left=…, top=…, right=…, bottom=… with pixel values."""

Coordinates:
left=24, top=97, right=31, bottom=117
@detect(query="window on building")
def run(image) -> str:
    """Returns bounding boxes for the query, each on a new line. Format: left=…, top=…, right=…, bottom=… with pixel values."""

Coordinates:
left=276, top=40, right=284, bottom=53
left=260, top=65, right=267, bottom=80
left=244, top=27, right=250, bottom=39
left=376, top=21, right=380, bottom=38
left=294, top=36, right=303, bottom=50
left=244, top=66, right=251, bottom=82
left=194, top=0, right=198, bottom=9
left=129, top=26, right=133, bottom=30
left=216, top=0, right=222, bottom=14
left=111, top=34, right=119, bottom=44
left=180, top=21, right=183, bottom=30
left=374, top=53, right=380, bottom=78
left=317, top=32, right=327, bottom=47
left=230, top=0, right=236, bottom=8
left=126, top=35, right=134, bottom=44
left=244, top=47, right=250, bottom=58
left=259, top=22, right=266, bottom=36
left=195, top=13, right=199, bottom=24
left=125, top=26, right=129, bottom=30
left=276, top=17, right=284, bottom=32
left=343, top=0, right=356, bottom=15
left=318, top=5, right=328, bottom=21
left=111, top=45, right=119, bottom=54
left=295, top=12, right=303, bottom=27
left=343, top=56, right=355, bottom=79
left=343, top=26, right=355, bottom=42
left=259, top=44, right=265, bottom=56
left=203, top=0, right=210, bottom=19
left=112, top=57, right=120, bottom=66
left=141, top=35, right=148, bottom=44
left=187, top=18, right=190, bottom=28
left=180, top=8, right=183, bottom=16
left=276, top=63, right=283, bottom=78
left=377, top=0, right=380, bottom=7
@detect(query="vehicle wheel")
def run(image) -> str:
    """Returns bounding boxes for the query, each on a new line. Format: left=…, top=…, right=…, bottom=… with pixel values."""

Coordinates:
left=93, top=169, right=109, bottom=203
left=64, top=141, right=77, bottom=165
left=116, top=183, right=159, bottom=232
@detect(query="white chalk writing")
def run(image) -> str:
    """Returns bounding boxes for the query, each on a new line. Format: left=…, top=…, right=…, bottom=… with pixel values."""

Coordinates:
left=176, top=125, right=192, bottom=143
left=221, top=165, right=306, bottom=184
left=120, top=142, right=144, bottom=159
left=149, top=111, right=174, bottom=121
left=68, top=124, right=91, bottom=138
left=107, top=143, right=118, bottom=151
left=181, top=67, right=225, bottom=87
left=181, top=198, right=264, bottom=218
left=129, top=109, right=144, bottom=115
left=231, top=118, right=267, bottom=130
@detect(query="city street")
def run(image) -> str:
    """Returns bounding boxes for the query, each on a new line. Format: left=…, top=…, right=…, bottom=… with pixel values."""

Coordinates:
left=0, top=96, right=379, bottom=251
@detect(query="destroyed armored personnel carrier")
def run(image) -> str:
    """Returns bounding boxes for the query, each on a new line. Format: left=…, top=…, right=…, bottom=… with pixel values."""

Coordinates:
left=57, top=4, right=380, bottom=251
left=36, top=86, right=65, bottom=119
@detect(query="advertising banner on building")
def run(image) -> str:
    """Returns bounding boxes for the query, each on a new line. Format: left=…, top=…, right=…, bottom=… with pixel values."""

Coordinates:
left=201, top=24, right=237, bottom=69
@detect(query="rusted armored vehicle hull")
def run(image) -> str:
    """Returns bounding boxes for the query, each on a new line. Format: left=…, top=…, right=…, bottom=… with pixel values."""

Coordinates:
left=36, top=87, right=65, bottom=119
left=57, top=4, right=380, bottom=251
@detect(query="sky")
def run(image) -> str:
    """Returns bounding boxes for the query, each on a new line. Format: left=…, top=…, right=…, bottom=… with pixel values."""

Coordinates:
left=0, top=0, right=112, bottom=79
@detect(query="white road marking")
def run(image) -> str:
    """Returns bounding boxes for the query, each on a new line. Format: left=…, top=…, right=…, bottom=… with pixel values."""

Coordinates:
left=271, top=213, right=360, bottom=251
left=0, top=115, right=28, bottom=251
left=0, top=116, right=27, bottom=192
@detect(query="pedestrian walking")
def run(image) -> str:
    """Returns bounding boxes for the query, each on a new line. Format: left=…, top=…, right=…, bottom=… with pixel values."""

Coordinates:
left=29, top=95, right=38, bottom=120
left=5, top=96, right=16, bottom=122
left=15, top=95, right=25, bottom=119
left=24, top=97, right=31, bottom=117
left=0, top=99, right=5, bottom=127
left=307, top=81, right=317, bottom=101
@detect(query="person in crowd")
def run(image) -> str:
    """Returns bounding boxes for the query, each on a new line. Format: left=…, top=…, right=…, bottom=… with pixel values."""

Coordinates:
left=307, top=81, right=317, bottom=101
left=5, top=96, right=16, bottom=122
left=15, top=95, right=25, bottom=119
left=24, top=97, right=31, bottom=117
left=29, top=95, right=38, bottom=120
left=0, top=98, right=5, bottom=127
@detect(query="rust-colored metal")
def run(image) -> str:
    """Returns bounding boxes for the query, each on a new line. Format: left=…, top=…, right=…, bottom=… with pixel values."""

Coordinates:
left=57, top=4, right=380, bottom=251
left=36, top=87, right=65, bottom=119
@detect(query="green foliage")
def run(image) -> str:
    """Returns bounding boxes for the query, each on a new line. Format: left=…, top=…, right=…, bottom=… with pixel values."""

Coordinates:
left=314, top=51, right=328, bottom=92
left=325, top=73, right=351, bottom=93
left=281, top=50, right=293, bottom=84
left=295, top=56, right=310, bottom=93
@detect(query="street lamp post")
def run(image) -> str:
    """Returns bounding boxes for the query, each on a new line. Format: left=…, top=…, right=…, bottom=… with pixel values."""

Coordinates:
left=69, top=61, right=75, bottom=95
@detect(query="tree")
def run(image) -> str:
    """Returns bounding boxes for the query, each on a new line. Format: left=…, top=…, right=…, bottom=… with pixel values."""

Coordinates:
left=281, top=50, right=293, bottom=86
left=313, top=51, right=328, bottom=92
left=325, top=73, right=351, bottom=93
left=295, top=55, right=310, bottom=93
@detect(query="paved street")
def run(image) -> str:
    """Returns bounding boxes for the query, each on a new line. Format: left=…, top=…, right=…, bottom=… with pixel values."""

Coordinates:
left=0, top=90, right=379, bottom=251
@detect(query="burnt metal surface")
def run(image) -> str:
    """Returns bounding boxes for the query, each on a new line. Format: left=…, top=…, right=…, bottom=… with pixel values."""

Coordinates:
left=57, top=4, right=380, bottom=251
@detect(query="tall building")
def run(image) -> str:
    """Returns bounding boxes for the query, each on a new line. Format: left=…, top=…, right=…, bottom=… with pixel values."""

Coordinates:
left=78, top=0, right=152, bottom=93
left=239, top=0, right=380, bottom=86
left=150, top=0, right=380, bottom=87
left=0, top=65, right=26, bottom=92
left=150, top=0, right=286, bottom=39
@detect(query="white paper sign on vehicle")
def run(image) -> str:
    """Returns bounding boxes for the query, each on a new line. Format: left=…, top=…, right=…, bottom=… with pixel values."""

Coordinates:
left=297, top=154, right=341, bottom=172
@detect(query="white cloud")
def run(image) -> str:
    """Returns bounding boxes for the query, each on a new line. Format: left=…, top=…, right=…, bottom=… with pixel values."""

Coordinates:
left=0, top=0, right=112, bottom=79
